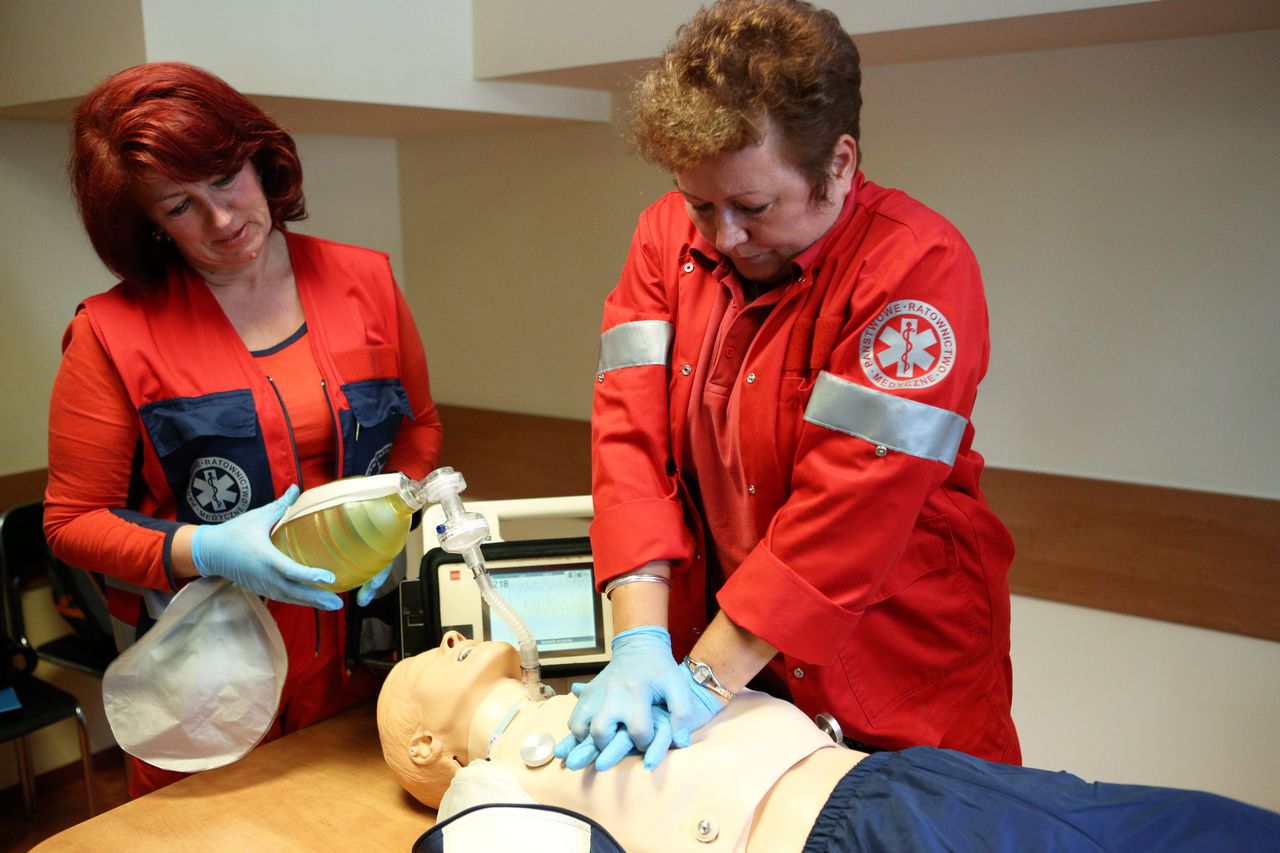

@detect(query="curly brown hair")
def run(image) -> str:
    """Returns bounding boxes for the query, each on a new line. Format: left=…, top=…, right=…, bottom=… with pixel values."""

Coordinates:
left=628, top=0, right=861, bottom=202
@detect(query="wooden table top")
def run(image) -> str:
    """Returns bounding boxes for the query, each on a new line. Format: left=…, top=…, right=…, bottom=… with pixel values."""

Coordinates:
left=35, top=704, right=435, bottom=851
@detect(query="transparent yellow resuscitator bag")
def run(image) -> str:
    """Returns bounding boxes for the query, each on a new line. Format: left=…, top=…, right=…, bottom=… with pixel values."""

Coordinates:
left=269, top=472, right=428, bottom=592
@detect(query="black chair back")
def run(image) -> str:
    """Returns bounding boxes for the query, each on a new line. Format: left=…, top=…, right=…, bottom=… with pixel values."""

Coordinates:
left=0, top=502, right=116, bottom=676
left=0, top=502, right=100, bottom=818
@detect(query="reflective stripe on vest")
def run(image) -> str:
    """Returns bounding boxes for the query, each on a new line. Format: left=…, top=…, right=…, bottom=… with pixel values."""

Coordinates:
left=597, top=320, right=673, bottom=374
left=803, top=371, right=967, bottom=465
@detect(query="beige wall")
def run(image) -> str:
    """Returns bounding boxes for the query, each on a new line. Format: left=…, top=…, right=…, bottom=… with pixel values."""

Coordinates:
left=399, top=119, right=669, bottom=418
left=7, top=31, right=1275, bottom=493
left=0, top=118, right=105, bottom=478
left=861, top=30, right=1280, bottom=499
left=400, top=28, right=1280, bottom=499
left=1012, top=595, right=1280, bottom=811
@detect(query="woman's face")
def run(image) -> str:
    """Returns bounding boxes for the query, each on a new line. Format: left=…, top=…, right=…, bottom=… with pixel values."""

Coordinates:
left=138, top=160, right=273, bottom=279
left=675, top=123, right=856, bottom=284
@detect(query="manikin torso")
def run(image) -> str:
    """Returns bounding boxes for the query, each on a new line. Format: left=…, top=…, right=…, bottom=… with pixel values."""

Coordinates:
left=470, top=688, right=859, bottom=852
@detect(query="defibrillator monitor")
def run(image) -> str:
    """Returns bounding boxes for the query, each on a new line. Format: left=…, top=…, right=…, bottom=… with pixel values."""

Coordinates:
left=410, top=537, right=614, bottom=676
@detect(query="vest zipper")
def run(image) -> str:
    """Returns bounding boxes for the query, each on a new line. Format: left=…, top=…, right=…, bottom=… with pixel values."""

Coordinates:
left=320, top=378, right=343, bottom=481
left=264, top=375, right=305, bottom=490
left=319, top=378, right=354, bottom=675
left=264, top=375, right=322, bottom=657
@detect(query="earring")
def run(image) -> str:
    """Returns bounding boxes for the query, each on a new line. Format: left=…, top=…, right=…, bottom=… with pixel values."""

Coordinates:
left=152, top=229, right=170, bottom=243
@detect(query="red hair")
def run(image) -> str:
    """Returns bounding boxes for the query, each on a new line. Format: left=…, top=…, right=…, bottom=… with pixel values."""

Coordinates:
left=70, top=62, right=306, bottom=285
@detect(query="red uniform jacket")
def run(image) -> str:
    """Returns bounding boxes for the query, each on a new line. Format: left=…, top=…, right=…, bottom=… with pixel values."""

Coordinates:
left=591, top=175, right=1019, bottom=761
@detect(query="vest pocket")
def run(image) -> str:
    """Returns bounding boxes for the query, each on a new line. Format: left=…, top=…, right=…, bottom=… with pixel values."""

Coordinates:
left=339, top=379, right=411, bottom=477
left=139, top=390, right=274, bottom=524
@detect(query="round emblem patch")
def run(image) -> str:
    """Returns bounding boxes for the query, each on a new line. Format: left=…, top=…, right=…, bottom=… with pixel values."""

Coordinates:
left=187, top=457, right=252, bottom=523
left=860, top=300, right=956, bottom=389
left=365, top=442, right=394, bottom=477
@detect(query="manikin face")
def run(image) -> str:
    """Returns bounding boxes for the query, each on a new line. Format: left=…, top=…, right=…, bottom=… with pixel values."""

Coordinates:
left=397, top=632, right=521, bottom=758
left=137, top=160, right=273, bottom=279
left=675, top=122, right=856, bottom=284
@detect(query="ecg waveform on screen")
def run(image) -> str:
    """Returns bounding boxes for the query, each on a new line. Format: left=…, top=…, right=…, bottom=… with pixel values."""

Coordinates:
left=488, top=566, right=598, bottom=652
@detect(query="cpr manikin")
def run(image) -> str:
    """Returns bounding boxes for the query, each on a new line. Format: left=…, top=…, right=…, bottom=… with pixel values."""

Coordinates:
left=379, top=632, right=865, bottom=852
left=378, top=635, right=1280, bottom=853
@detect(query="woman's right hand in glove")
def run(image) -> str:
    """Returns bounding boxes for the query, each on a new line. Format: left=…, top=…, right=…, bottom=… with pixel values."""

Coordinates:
left=189, top=485, right=343, bottom=610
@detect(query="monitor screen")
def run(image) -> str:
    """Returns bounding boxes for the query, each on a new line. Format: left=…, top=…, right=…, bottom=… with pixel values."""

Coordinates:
left=415, top=537, right=614, bottom=675
left=483, top=563, right=604, bottom=657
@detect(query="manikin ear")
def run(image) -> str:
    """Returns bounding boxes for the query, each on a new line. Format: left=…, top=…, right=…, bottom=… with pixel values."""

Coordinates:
left=402, top=726, right=462, bottom=809
left=408, top=729, right=444, bottom=768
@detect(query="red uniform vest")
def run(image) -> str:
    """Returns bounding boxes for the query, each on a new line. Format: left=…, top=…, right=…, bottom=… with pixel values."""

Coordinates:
left=75, top=233, right=440, bottom=647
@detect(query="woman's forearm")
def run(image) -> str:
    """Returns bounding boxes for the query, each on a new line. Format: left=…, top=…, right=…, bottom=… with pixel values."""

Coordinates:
left=689, top=610, right=778, bottom=696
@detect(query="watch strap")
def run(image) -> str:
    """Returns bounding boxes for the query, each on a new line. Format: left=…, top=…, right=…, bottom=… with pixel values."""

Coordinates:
left=682, top=655, right=736, bottom=702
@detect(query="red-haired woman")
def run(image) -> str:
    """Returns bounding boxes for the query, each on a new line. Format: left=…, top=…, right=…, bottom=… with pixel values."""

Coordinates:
left=45, top=62, right=442, bottom=796
left=557, top=0, right=1019, bottom=773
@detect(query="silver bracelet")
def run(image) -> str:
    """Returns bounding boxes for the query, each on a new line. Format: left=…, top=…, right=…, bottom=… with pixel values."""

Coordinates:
left=603, top=573, right=671, bottom=600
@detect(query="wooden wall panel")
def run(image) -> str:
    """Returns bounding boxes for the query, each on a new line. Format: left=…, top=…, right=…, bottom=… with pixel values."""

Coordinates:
left=982, top=468, right=1279, bottom=641
left=0, top=468, right=47, bottom=515
left=10, top=404, right=1276, bottom=641
left=435, top=403, right=592, bottom=500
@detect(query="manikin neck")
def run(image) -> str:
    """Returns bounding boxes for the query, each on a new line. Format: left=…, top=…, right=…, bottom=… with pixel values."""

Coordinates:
left=466, top=678, right=534, bottom=762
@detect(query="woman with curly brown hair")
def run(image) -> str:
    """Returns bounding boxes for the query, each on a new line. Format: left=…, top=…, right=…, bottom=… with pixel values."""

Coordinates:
left=557, top=0, right=1019, bottom=773
left=45, top=62, right=442, bottom=796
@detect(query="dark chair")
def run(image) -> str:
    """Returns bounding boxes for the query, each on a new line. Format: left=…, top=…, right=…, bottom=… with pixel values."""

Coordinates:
left=0, top=503, right=116, bottom=677
left=0, top=502, right=98, bottom=819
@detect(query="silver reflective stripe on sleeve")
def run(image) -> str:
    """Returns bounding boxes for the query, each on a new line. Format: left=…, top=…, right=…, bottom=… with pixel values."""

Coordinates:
left=803, top=371, right=967, bottom=465
left=597, top=320, right=674, bottom=374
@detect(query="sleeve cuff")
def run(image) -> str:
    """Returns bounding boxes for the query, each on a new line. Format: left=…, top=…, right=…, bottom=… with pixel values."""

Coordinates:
left=111, top=508, right=184, bottom=592
left=161, top=526, right=180, bottom=592
left=589, top=497, right=692, bottom=586
left=718, top=544, right=861, bottom=666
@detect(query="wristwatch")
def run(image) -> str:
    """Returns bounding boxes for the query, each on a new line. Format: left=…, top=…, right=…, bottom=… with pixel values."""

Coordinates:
left=682, top=656, right=736, bottom=702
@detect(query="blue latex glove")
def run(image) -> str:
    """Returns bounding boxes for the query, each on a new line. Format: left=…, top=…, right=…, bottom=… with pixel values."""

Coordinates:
left=191, top=485, right=343, bottom=610
left=559, top=683, right=674, bottom=771
left=356, top=563, right=394, bottom=607
left=558, top=663, right=725, bottom=771
left=553, top=626, right=724, bottom=772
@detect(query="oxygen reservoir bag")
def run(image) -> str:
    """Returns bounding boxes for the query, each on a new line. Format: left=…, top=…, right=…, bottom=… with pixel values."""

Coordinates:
left=102, top=577, right=287, bottom=771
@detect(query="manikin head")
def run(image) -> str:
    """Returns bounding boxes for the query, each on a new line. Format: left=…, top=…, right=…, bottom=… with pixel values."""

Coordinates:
left=377, top=632, right=522, bottom=807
